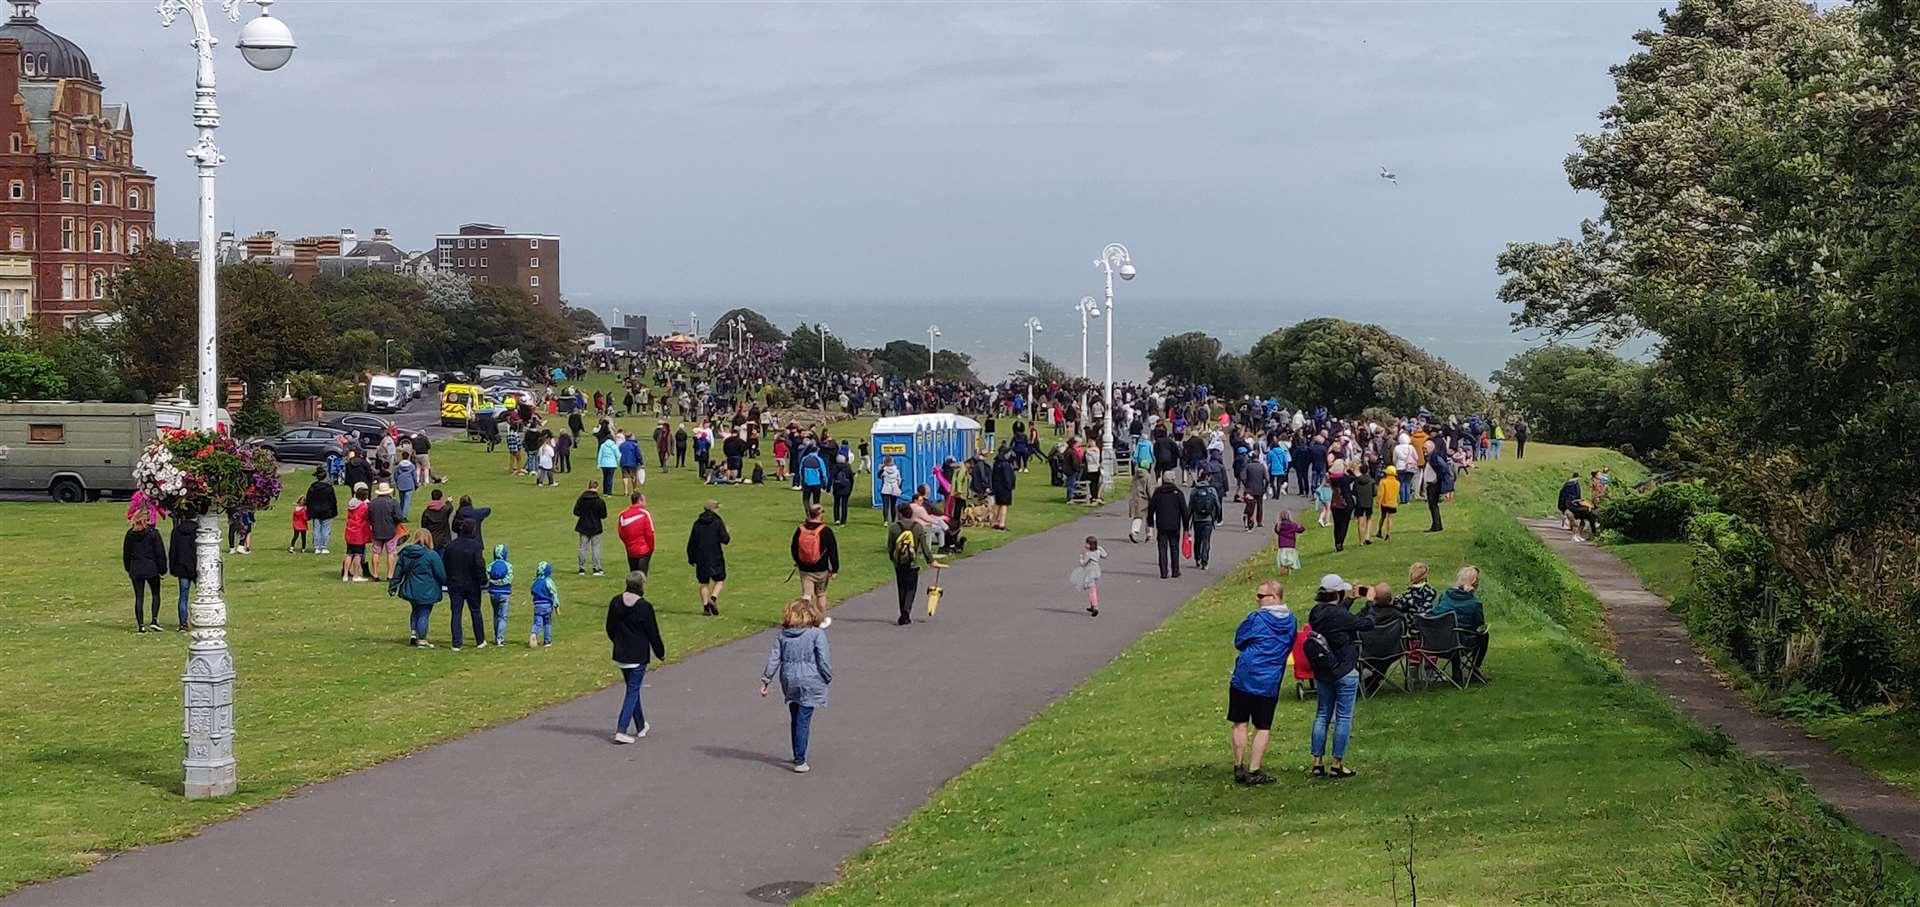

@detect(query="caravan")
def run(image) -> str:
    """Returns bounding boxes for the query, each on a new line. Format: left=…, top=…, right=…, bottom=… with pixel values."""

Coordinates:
left=0, top=402, right=155, bottom=501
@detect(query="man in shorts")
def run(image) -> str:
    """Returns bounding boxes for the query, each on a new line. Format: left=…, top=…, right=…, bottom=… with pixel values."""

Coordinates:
left=368, top=482, right=403, bottom=582
left=1228, top=580, right=1296, bottom=786
left=791, top=504, right=839, bottom=618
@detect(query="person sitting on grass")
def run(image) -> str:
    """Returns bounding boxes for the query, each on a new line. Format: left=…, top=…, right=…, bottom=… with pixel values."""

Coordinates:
left=1228, top=580, right=1295, bottom=786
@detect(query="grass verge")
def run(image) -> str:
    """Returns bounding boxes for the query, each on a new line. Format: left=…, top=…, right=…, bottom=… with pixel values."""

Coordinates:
left=804, top=446, right=1918, bottom=906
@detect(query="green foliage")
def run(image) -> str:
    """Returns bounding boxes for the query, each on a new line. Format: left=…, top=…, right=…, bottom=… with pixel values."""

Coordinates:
left=1491, top=345, right=1672, bottom=455
left=1698, top=777, right=1920, bottom=906
left=1012, top=352, right=1065, bottom=384
left=0, top=350, right=67, bottom=399
left=784, top=323, right=857, bottom=371
left=283, top=370, right=329, bottom=399
left=106, top=247, right=196, bottom=398
left=707, top=307, right=786, bottom=344
left=866, top=339, right=978, bottom=383
left=560, top=305, right=606, bottom=337
left=1597, top=480, right=1717, bottom=541
left=38, top=325, right=128, bottom=402
left=317, top=376, right=363, bottom=414
left=231, top=405, right=283, bottom=438
left=1145, top=331, right=1223, bottom=385
left=219, top=262, right=325, bottom=399
left=1245, top=317, right=1490, bottom=415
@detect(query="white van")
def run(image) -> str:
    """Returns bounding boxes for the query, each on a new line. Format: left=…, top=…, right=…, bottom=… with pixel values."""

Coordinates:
left=398, top=369, right=429, bottom=398
left=366, top=375, right=403, bottom=413
left=151, top=399, right=232, bottom=435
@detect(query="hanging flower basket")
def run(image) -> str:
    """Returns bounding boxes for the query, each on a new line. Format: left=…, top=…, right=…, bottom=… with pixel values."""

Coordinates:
left=133, top=428, right=282, bottom=517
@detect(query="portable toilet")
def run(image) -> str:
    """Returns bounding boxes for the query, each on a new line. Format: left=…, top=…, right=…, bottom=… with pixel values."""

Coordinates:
left=870, top=414, right=981, bottom=508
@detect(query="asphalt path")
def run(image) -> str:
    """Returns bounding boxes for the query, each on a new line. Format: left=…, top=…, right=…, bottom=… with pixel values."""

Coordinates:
left=7, top=486, right=1273, bottom=906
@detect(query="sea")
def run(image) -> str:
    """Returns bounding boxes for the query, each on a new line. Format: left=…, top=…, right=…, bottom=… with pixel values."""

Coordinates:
left=579, top=297, right=1550, bottom=385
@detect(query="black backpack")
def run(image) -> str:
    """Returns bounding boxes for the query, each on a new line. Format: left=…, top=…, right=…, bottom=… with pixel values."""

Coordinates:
left=1302, top=628, right=1338, bottom=676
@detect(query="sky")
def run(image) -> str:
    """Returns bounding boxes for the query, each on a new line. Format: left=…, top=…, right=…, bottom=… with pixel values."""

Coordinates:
left=51, top=0, right=1667, bottom=335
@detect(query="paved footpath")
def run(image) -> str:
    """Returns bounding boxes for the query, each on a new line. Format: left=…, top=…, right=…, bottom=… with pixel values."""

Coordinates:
left=1523, top=519, right=1920, bottom=862
left=10, top=495, right=1272, bottom=906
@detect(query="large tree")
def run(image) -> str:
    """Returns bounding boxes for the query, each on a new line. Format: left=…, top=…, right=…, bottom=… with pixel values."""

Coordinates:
left=1146, top=331, right=1225, bottom=386
left=1491, top=346, right=1671, bottom=455
left=107, top=246, right=197, bottom=399
left=1246, top=318, right=1489, bottom=415
left=706, top=307, right=785, bottom=344
left=784, top=322, right=857, bottom=371
left=219, top=262, right=325, bottom=400
left=561, top=305, right=607, bottom=337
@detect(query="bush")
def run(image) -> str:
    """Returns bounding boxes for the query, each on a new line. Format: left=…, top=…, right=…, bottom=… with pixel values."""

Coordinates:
left=1700, top=781, right=1920, bottom=906
left=0, top=350, right=68, bottom=398
left=284, top=370, right=329, bottom=399
left=319, top=377, right=362, bottom=414
left=1598, top=480, right=1717, bottom=541
left=231, top=405, right=282, bottom=438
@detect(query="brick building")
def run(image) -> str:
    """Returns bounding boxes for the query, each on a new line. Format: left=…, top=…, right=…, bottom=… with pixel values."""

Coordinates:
left=0, top=0, right=156, bottom=327
left=434, top=223, right=560, bottom=313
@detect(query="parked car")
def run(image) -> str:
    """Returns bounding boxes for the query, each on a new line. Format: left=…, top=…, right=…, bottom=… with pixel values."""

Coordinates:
left=248, top=427, right=346, bottom=464
left=0, top=401, right=155, bottom=502
left=320, top=413, right=393, bottom=448
left=366, top=375, right=403, bottom=413
left=398, top=369, right=429, bottom=396
left=396, top=375, right=421, bottom=402
left=424, top=371, right=442, bottom=386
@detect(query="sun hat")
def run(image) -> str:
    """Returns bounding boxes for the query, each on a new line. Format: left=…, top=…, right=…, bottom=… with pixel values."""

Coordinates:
left=1318, top=573, right=1351, bottom=594
left=375, top=482, right=393, bottom=496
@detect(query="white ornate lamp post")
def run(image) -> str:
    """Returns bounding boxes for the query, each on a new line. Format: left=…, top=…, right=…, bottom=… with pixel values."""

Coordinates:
left=1094, top=243, right=1133, bottom=493
left=818, top=322, right=831, bottom=371
left=925, top=324, right=941, bottom=376
left=158, top=0, right=296, bottom=801
left=1075, top=295, right=1100, bottom=438
left=1023, top=316, right=1042, bottom=421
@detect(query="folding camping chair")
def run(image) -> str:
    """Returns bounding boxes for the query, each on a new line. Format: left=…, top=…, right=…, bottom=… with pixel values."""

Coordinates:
left=1413, top=612, right=1468, bottom=691
left=1357, top=619, right=1409, bottom=698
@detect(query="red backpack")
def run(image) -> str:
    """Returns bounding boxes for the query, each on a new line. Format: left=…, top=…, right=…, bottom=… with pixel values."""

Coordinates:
left=797, top=524, right=825, bottom=565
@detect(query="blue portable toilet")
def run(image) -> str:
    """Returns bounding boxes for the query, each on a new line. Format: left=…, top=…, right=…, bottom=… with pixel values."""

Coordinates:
left=870, top=414, right=981, bottom=508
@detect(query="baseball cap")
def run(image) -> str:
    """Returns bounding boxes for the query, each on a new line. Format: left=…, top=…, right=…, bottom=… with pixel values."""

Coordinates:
left=1318, top=573, right=1350, bottom=594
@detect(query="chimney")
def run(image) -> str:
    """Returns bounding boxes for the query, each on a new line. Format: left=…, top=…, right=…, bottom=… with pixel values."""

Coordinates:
left=291, top=239, right=318, bottom=284
left=311, top=235, right=342, bottom=257
left=339, top=227, right=357, bottom=248
left=244, top=231, right=278, bottom=259
left=0, top=40, right=19, bottom=133
left=372, top=227, right=392, bottom=243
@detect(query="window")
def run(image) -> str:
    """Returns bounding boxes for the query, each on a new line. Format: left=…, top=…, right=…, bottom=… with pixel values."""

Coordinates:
left=458, top=238, right=468, bottom=249
left=128, top=188, right=140, bottom=210
left=89, top=181, right=103, bottom=204
left=530, top=239, right=539, bottom=249
left=438, top=251, right=450, bottom=265
left=86, top=145, right=96, bottom=162
left=9, top=228, right=22, bottom=251
left=90, top=223, right=103, bottom=252
left=530, top=275, right=540, bottom=287
left=476, top=275, right=487, bottom=285
left=456, top=257, right=466, bottom=267
left=7, top=134, right=18, bottom=153
left=7, top=180, right=20, bottom=200
left=439, top=239, right=452, bottom=248
left=479, top=239, right=488, bottom=249
left=529, top=257, right=539, bottom=268
left=37, top=54, right=47, bottom=75
left=59, top=265, right=74, bottom=299
left=59, top=217, right=73, bottom=250
left=479, top=257, right=487, bottom=267
left=21, top=55, right=32, bottom=76
left=0, top=289, right=17, bottom=324
left=90, top=269, right=104, bottom=299
left=28, top=424, right=63, bottom=444
left=59, top=170, right=71, bottom=201
left=126, top=227, right=140, bottom=252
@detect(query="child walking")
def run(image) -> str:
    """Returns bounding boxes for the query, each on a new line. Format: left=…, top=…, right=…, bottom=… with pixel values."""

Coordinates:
left=488, top=544, right=514, bottom=648
left=1072, top=535, right=1108, bottom=617
left=529, top=561, right=559, bottom=647
left=1274, top=510, right=1307, bottom=576
left=289, top=496, right=309, bottom=553
left=761, top=598, right=834, bottom=773
left=1314, top=477, right=1333, bottom=527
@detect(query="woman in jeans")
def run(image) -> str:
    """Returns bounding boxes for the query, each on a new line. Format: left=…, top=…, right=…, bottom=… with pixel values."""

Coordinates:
left=388, top=529, right=446, bottom=648
left=606, top=571, right=666, bottom=744
left=761, top=598, right=833, bottom=772
left=1306, top=574, right=1375, bottom=778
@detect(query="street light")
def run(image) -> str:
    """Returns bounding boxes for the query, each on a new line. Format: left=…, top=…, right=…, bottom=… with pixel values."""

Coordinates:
left=1076, top=295, right=1100, bottom=436
left=926, top=324, right=942, bottom=376
left=156, top=0, right=298, bottom=800
left=818, top=322, right=831, bottom=369
left=1095, top=243, right=1134, bottom=493
left=383, top=339, right=394, bottom=374
left=1023, top=317, right=1043, bottom=422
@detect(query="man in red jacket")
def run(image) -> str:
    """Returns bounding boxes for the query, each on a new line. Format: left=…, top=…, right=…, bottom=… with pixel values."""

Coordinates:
left=617, top=492, right=656, bottom=576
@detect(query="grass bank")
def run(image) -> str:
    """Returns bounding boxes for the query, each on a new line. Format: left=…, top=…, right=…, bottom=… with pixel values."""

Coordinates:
left=806, top=445, right=1918, bottom=906
left=0, top=382, right=1082, bottom=895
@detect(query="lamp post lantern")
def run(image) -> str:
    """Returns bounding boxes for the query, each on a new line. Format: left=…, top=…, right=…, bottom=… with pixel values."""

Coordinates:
left=156, top=0, right=297, bottom=800
left=1023, top=317, right=1043, bottom=421
left=1095, top=243, right=1134, bottom=493
left=926, top=325, right=941, bottom=376
left=1075, top=295, right=1100, bottom=438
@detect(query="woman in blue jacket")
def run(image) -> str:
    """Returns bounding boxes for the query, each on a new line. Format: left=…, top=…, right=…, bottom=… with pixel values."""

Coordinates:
left=761, top=598, right=833, bottom=773
left=1227, top=580, right=1295, bottom=786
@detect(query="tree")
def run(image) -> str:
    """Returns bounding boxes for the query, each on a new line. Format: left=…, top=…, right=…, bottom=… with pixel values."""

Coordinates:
left=562, top=305, right=607, bottom=337
left=1491, top=346, right=1671, bottom=455
left=1146, top=331, right=1225, bottom=385
left=219, top=262, right=325, bottom=400
left=107, top=246, right=197, bottom=399
left=867, top=339, right=978, bottom=383
left=1012, top=353, right=1066, bottom=384
left=1247, top=318, right=1489, bottom=416
left=784, top=323, right=856, bottom=371
left=0, top=350, right=66, bottom=398
left=706, top=307, right=785, bottom=344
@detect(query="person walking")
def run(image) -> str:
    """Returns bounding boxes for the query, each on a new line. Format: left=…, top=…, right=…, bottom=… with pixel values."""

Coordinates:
left=799, top=444, right=829, bottom=519
left=597, top=432, right=620, bottom=494
left=393, top=450, right=419, bottom=517
left=390, top=529, right=447, bottom=649
left=443, top=520, right=489, bottom=649
left=1351, top=467, right=1375, bottom=547
left=1073, top=535, right=1107, bottom=617
left=342, top=483, right=371, bottom=582
left=1265, top=440, right=1290, bottom=502
left=168, top=514, right=197, bottom=631
left=761, top=597, right=834, bottom=772
left=887, top=503, right=935, bottom=625
left=607, top=571, right=666, bottom=744
left=574, top=480, right=608, bottom=576
left=304, top=466, right=337, bottom=554
left=619, top=431, right=644, bottom=495
left=1328, top=466, right=1355, bottom=552
left=1424, top=442, right=1453, bottom=533
left=1239, top=454, right=1267, bottom=530
left=1307, top=574, right=1375, bottom=778
left=1127, top=467, right=1152, bottom=543
left=990, top=449, right=1017, bottom=531
left=1513, top=417, right=1529, bottom=459
left=1146, top=475, right=1190, bottom=580
left=368, top=483, right=403, bottom=582
left=829, top=454, right=855, bottom=526
left=1374, top=465, right=1400, bottom=541
left=687, top=499, right=731, bottom=616
left=791, top=504, right=839, bottom=613
left=1228, top=580, right=1296, bottom=786
left=1188, top=479, right=1222, bottom=570
left=617, top=492, right=656, bottom=576
left=411, top=431, right=436, bottom=485
left=124, top=510, right=167, bottom=633
left=879, top=455, right=904, bottom=522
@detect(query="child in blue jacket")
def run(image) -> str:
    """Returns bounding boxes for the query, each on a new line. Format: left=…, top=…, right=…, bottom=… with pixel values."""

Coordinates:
left=529, top=561, right=559, bottom=647
left=487, top=544, right=514, bottom=647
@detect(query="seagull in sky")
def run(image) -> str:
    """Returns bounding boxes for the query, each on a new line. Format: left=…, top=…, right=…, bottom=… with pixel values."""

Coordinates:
left=1379, top=165, right=1398, bottom=185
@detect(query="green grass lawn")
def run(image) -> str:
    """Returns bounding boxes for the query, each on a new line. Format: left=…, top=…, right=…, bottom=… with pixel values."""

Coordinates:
left=805, top=445, right=1918, bottom=906
left=1607, top=539, right=1693, bottom=603
left=0, top=382, right=1085, bottom=895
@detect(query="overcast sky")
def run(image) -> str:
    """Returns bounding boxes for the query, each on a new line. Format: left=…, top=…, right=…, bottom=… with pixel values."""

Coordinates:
left=54, top=0, right=1665, bottom=311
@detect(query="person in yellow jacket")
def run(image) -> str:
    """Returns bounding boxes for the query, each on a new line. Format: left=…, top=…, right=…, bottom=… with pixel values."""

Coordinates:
left=1375, top=466, right=1401, bottom=542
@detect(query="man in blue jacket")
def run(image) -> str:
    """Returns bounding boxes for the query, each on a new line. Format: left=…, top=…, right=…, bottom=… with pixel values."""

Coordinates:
left=1265, top=441, right=1290, bottom=501
left=618, top=432, right=644, bottom=497
left=1228, top=580, right=1296, bottom=786
left=798, top=444, right=828, bottom=519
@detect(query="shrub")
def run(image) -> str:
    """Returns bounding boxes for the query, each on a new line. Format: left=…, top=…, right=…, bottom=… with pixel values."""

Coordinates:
left=319, top=377, right=362, bottom=414
left=284, top=369, right=329, bottom=399
left=0, top=350, right=68, bottom=398
left=1699, top=781, right=1920, bottom=906
left=1598, top=479, right=1717, bottom=541
left=231, top=405, right=282, bottom=438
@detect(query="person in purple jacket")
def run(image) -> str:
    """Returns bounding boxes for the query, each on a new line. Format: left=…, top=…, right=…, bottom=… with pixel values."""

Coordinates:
left=1272, top=510, right=1308, bottom=576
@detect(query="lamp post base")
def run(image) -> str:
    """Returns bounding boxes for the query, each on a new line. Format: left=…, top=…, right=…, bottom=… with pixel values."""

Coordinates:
left=182, top=640, right=237, bottom=798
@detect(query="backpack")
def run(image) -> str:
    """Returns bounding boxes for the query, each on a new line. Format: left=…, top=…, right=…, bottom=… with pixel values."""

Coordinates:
left=891, top=527, right=917, bottom=566
left=1330, top=484, right=1347, bottom=509
left=1302, top=628, right=1338, bottom=676
left=488, top=559, right=510, bottom=584
left=798, top=524, right=825, bottom=565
